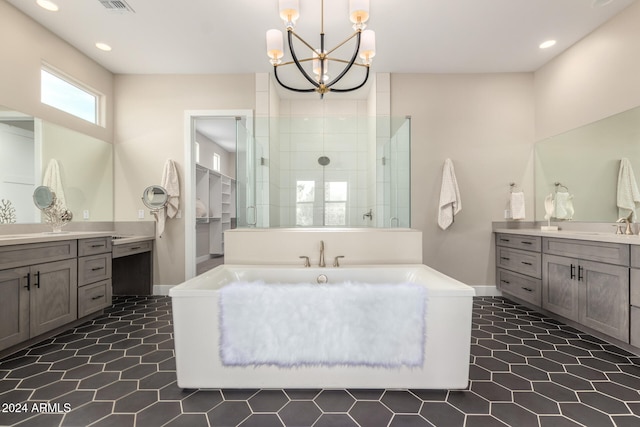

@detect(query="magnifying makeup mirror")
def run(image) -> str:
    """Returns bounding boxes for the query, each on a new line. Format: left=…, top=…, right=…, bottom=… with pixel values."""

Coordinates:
left=141, top=185, right=169, bottom=211
left=33, top=186, right=56, bottom=210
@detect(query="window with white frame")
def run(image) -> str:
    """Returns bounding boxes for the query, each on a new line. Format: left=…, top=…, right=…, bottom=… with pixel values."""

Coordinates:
left=296, top=181, right=315, bottom=226
left=324, top=181, right=347, bottom=226
left=213, top=153, right=221, bottom=172
left=40, top=67, right=101, bottom=125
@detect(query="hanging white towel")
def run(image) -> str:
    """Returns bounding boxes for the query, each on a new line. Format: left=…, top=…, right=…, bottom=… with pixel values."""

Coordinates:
left=42, top=159, right=67, bottom=209
left=510, top=191, right=526, bottom=220
left=554, top=192, right=574, bottom=220
left=438, top=159, right=462, bottom=230
left=156, top=159, right=180, bottom=237
left=617, top=158, right=640, bottom=220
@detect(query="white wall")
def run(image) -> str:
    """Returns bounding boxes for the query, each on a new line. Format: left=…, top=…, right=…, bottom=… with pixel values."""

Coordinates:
left=114, top=74, right=255, bottom=285
left=392, top=73, right=535, bottom=286
left=535, top=0, right=640, bottom=140
left=0, top=0, right=113, bottom=143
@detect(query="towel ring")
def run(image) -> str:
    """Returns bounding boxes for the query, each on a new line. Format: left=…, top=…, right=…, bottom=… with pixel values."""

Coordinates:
left=554, top=182, right=569, bottom=192
left=509, top=182, right=520, bottom=193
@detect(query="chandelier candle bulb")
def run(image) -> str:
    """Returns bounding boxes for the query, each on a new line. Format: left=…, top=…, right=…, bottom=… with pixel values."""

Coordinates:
left=349, top=0, right=370, bottom=25
left=359, top=29, right=376, bottom=62
left=266, top=29, right=284, bottom=62
left=279, top=0, right=300, bottom=25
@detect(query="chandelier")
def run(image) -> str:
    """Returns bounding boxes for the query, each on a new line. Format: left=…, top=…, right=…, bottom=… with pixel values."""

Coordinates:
left=266, top=0, right=376, bottom=98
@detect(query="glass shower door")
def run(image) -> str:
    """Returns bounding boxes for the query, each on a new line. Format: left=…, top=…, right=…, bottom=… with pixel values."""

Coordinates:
left=236, top=117, right=257, bottom=227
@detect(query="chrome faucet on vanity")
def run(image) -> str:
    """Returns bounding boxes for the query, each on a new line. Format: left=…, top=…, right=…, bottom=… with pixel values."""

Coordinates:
left=615, top=213, right=633, bottom=235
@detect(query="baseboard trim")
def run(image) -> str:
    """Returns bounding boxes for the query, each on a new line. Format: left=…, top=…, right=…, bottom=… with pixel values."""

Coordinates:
left=153, top=285, right=174, bottom=296
left=472, top=285, right=502, bottom=297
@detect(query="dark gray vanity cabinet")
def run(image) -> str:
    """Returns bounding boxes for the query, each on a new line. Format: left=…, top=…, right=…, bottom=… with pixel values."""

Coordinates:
left=542, top=238, right=629, bottom=343
left=77, top=237, right=112, bottom=317
left=630, top=246, right=640, bottom=347
left=495, top=233, right=542, bottom=306
left=0, top=240, right=78, bottom=352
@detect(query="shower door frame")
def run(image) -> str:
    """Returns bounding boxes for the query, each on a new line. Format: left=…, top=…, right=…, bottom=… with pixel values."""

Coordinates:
left=183, top=109, right=254, bottom=281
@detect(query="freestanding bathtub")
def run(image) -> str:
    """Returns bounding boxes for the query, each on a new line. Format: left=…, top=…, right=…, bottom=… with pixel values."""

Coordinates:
left=169, top=264, right=475, bottom=389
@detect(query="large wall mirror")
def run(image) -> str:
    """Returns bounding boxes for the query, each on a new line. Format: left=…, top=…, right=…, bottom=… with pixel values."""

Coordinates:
left=535, top=106, right=640, bottom=222
left=0, top=105, right=113, bottom=224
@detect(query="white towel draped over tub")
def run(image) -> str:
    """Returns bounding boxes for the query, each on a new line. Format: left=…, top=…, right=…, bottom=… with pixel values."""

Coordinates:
left=154, top=159, right=180, bottom=237
left=219, top=281, right=427, bottom=368
left=42, top=159, right=67, bottom=209
left=617, top=158, right=640, bottom=220
left=438, top=158, right=462, bottom=230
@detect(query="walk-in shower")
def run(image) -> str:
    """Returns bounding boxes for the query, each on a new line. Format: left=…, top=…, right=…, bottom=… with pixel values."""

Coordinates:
left=236, top=116, right=411, bottom=228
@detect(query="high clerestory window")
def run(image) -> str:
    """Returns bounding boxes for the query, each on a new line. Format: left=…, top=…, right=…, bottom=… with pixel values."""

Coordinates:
left=41, top=66, right=102, bottom=125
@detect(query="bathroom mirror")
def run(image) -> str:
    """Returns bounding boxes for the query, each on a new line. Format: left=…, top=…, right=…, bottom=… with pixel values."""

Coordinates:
left=535, top=106, right=640, bottom=222
left=32, top=186, right=55, bottom=210
left=0, top=105, right=113, bottom=224
left=141, top=185, right=169, bottom=211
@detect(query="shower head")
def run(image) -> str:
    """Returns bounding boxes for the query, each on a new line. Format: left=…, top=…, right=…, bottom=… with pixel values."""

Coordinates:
left=318, top=156, right=330, bottom=166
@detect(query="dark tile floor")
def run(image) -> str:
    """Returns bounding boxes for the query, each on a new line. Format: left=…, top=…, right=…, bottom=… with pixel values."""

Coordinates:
left=1, top=296, right=640, bottom=427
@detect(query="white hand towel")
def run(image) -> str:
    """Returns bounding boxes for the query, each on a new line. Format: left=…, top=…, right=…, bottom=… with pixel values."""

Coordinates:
left=42, top=159, right=67, bottom=209
left=438, top=159, right=462, bottom=230
left=554, top=192, right=574, bottom=220
left=157, top=159, right=180, bottom=237
left=617, top=158, right=640, bottom=220
left=510, top=191, right=526, bottom=220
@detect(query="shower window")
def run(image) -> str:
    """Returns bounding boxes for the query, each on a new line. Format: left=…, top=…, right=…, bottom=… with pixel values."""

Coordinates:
left=296, top=181, right=315, bottom=226
left=324, top=181, right=347, bottom=226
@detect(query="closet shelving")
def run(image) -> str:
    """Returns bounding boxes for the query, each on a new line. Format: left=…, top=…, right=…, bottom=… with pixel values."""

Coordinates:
left=195, top=164, right=236, bottom=257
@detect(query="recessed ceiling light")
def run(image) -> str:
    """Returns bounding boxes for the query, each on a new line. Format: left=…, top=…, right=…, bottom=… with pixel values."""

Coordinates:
left=95, top=42, right=112, bottom=52
left=36, top=0, right=59, bottom=11
left=539, top=40, right=557, bottom=49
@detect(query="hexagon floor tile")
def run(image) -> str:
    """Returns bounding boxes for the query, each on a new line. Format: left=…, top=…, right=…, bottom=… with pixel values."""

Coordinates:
left=1, top=296, right=640, bottom=426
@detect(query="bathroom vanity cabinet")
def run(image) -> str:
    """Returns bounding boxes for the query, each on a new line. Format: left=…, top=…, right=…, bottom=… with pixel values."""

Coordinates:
left=630, top=246, right=640, bottom=347
left=496, top=232, right=631, bottom=345
left=495, top=233, right=542, bottom=306
left=0, top=236, right=112, bottom=353
left=0, top=240, right=79, bottom=351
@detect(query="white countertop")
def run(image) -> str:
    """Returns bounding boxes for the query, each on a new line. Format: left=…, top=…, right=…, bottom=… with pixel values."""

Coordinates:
left=0, top=231, right=154, bottom=247
left=495, top=228, right=640, bottom=245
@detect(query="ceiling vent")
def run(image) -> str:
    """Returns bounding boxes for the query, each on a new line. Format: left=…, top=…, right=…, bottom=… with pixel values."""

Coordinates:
left=98, top=0, right=135, bottom=13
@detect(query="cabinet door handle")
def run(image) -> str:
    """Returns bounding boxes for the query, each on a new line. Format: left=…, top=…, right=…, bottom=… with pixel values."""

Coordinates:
left=499, top=238, right=510, bottom=242
left=570, top=264, right=575, bottom=279
left=500, top=257, right=510, bottom=261
left=35, top=271, right=40, bottom=288
left=521, top=261, right=533, bottom=266
left=130, top=246, right=141, bottom=250
left=521, top=241, right=532, bottom=245
left=500, top=279, right=510, bottom=284
left=91, top=266, right=105, bottom=271
left=91, top=294, right=105, bottom=301
left=522, top=287, right=533, bottom=293
left=578, top=265, right=584, bottom=281
left=91, top=244, right=105, bottom=248
left=24, top=274, right=31, bottom=291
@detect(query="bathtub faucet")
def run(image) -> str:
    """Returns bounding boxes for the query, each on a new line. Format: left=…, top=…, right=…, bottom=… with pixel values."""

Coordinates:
left=319, top=240, right=326, bottom=267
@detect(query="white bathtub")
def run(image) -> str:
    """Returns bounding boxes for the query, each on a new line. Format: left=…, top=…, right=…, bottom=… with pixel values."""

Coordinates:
left=169, top=264, right=475, bottom=389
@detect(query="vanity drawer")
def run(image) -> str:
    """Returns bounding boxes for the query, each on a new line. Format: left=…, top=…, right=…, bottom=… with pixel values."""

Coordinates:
left=78, top=237, right=112, bottom=257
left=78, top=279, right=112, bottom=317
left=112, top=240, right=152, bottom=258
left=78, top=253, right=112, bottom=286
left=0, top=240, right=77, bottom=270
left=631, top=246, right=640, bottom=269
left=496, top=247, right=541, bottom=279
left=496, top=233, right=541, bottom=252
left=497, top=268, right=541, bottom=306
left=543, top=238, right=629, bottom=266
